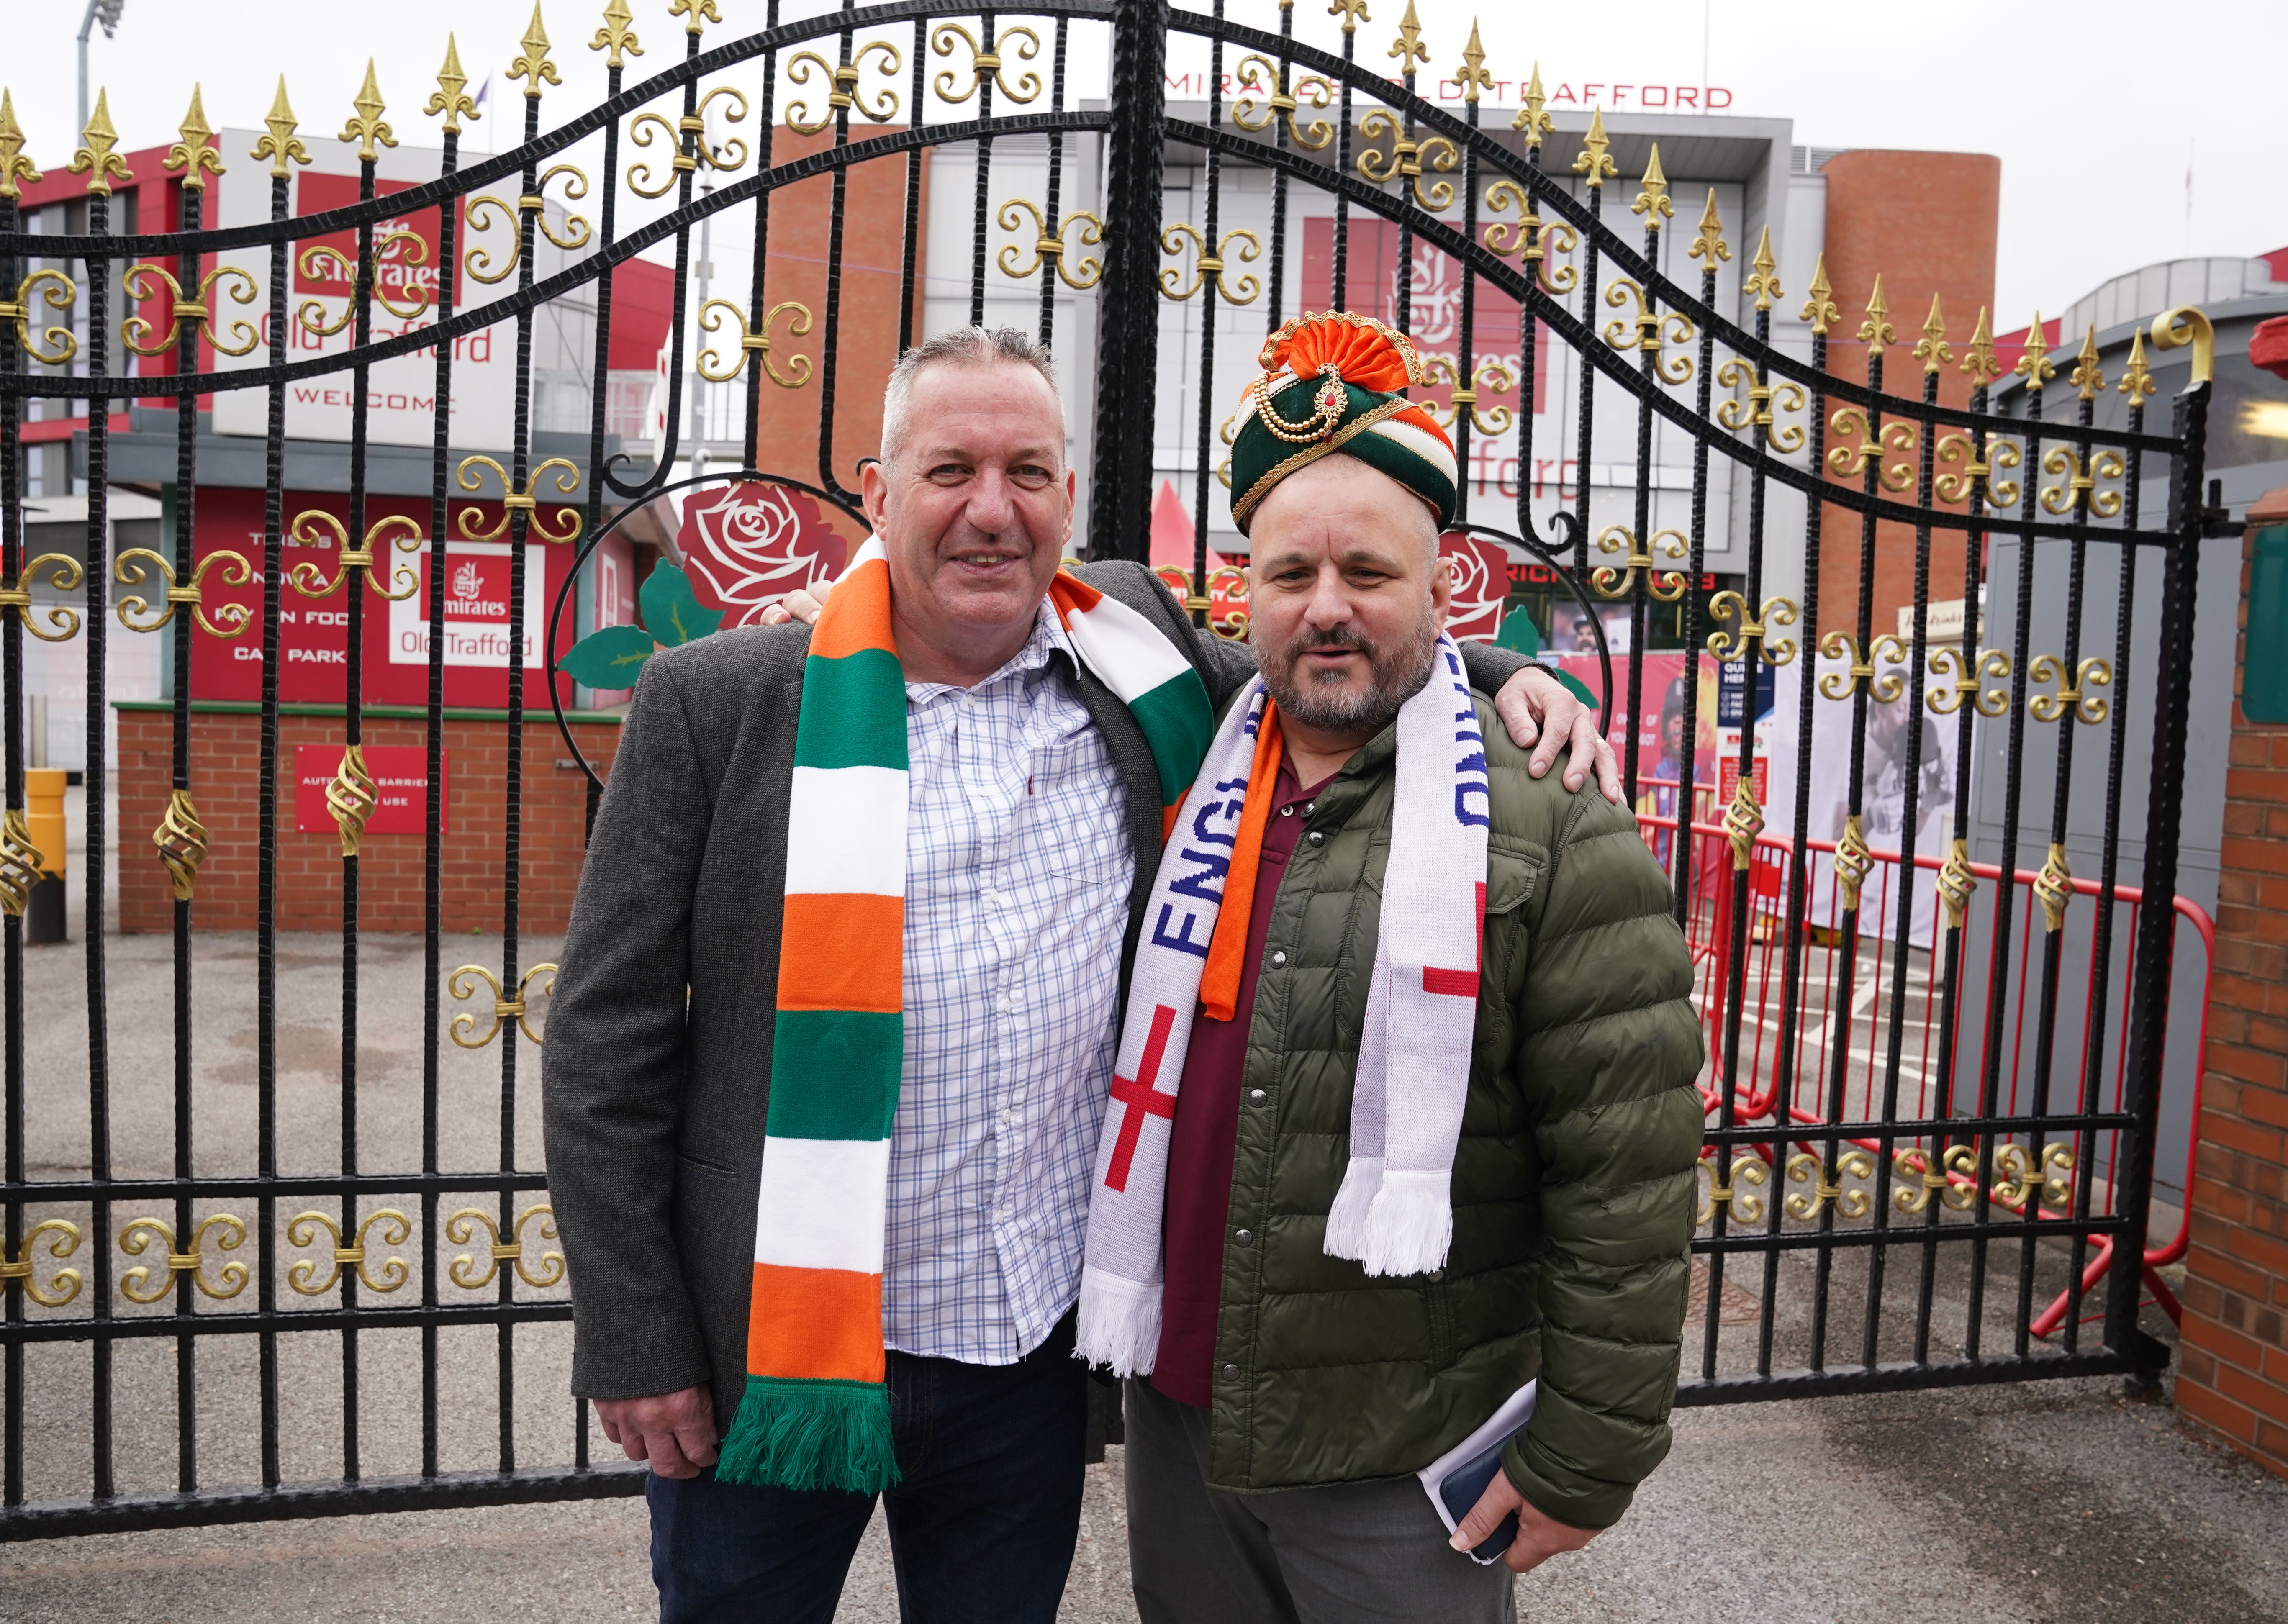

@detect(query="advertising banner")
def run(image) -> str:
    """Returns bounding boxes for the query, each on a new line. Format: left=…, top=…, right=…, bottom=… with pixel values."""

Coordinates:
left=294, top=744, right=444, bottom=835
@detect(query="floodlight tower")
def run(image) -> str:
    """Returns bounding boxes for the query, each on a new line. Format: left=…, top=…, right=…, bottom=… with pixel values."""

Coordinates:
left=78, top=0, right=126, bottom=138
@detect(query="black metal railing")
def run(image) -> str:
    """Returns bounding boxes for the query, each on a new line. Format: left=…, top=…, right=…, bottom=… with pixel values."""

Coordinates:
left=0, top=0, right=2213, bottom=1536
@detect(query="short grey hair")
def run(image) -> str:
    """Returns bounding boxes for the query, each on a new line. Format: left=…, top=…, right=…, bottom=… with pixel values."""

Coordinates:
left=878, top=326, right=1062, bottom=469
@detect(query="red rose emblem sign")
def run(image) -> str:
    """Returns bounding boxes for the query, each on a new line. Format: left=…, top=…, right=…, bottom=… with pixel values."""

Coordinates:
left=674, top=482, right=850, bottom=626
left=1438, top=532, right=1510, bottom=641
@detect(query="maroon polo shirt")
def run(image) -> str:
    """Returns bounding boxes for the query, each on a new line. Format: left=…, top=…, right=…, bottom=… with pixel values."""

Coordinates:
left=1151, top=756, right=1333, bottom=1408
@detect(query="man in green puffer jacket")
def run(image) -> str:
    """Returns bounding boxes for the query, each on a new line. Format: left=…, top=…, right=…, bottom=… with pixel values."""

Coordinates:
left=1099, top=314, right=1703, bottom=1623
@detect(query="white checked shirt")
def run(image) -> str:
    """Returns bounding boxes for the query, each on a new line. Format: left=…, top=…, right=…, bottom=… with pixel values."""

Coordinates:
left=887, top=601, right=1134, bottom=1364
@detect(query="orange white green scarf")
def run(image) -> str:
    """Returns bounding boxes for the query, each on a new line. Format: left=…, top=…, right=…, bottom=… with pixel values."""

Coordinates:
left=715, top=538, right=1214, bottom=1494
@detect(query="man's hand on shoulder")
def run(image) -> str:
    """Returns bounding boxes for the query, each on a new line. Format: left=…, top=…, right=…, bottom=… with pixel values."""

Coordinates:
left=760, top=583, right=829, bottom=626
left=1494, top=667, right=1623, bottom=804
left=1450, top=1467, right=1603, bottom=1574
left=595, top=1383, right=719, bottom=1479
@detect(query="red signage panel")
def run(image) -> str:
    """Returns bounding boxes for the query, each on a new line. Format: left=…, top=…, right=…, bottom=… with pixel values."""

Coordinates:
left=294, top=744, right=445, bottom=836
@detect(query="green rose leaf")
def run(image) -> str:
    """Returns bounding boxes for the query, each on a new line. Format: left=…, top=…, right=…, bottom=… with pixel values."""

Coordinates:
left=1494, top=605, right=1542, bottom=657
left=641, top=562, right=726, bottom=648
left=556, top=623, right=660, bottom=689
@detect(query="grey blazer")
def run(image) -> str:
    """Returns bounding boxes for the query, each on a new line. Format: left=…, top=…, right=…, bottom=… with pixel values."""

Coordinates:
left=541, top=560, right=1532, bottom=1429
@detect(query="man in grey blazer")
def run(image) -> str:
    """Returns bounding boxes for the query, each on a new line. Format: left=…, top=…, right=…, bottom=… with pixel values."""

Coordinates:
left=542, top=326, right=1615, bottom=1623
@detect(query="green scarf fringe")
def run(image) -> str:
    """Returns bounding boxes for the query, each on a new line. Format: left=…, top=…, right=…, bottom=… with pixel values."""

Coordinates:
left=714, top=1375, right=900, bottom=1494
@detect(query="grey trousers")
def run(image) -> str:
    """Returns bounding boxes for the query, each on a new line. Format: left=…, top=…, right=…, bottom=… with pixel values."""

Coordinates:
left=1123, top=1378, right=1518, bottom=1624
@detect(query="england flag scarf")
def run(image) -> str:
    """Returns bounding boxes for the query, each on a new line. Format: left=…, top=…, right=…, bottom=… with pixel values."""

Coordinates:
left=1075, top=634, right=1492, bottom=1375
left=715, top=539, right=1214, bottom=1494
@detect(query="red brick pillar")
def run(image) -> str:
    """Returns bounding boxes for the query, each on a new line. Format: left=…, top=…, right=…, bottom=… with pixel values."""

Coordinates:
left=2177, top=490, right=2288, bottom=1477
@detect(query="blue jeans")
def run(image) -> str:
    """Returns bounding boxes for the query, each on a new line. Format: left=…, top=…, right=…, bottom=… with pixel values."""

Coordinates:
left=647, top=1314, right=1088, bottom=1624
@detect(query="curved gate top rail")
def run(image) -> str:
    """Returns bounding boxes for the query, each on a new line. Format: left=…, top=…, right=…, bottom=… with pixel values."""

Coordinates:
left=0, top=0, right=2222, bottom=1539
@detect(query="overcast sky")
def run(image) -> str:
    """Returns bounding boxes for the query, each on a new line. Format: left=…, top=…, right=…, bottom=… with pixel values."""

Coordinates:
left=7, top=0, right=2282, bottom=328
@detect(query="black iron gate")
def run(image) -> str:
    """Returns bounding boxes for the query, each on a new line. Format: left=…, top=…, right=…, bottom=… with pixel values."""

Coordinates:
left=0, top=0, right=2215, bottom=1536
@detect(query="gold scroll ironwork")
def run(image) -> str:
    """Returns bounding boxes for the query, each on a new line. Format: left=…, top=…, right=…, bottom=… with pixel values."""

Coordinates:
left=1934, top=431, right=1992, bottom=505
left=1818, top=631, right=1906, bottom=702
left=784, top=40, right=904, bottom=135
left=0, top=554, right=88, bottom=642
left=285, top=510, right=424, bottom=601
left=1602, top=279, right=1693, bottom=385
left=154, top=789, right=209, bottom=902
left=1483, top=182, right=1578, bottom=295
left=1891, top=1143, right=1978, bottom=1216
left=0, top=1219, right=83, bottom=1307
left=1992, top=1141, right=2075, bottom=1212
left=0, top=811, right=44, bottom=917
left=466, top=164, right=592, bottom=278
left=2027, top=654, right=2111, bottom=726
left=2039, top=446, right=2126, bottom=519
left=1422, top=354, right=1514, bottom=436
left=455, top=457, right=583, bottom=544
left=1355, top=110, right=1458, bottom=210
left=447, top=1205, right=565, bottom=1290
left=1926, top=646, right=2011, bottom=716
left=115, top=548, right=254, bottom=638
left=1160, top=224, right=1262, bottom=305
left=931, top=23, right=1040, bottom=105
left=287, top=1209, right=413, bottom=1295
left=120, top=1214, right=248, bottom=1303
left=1715, top=359, right=1806, bottom=454
left=449, top=962, right=557, bottom=1048
left=296, top=229, right=436, bottom=334
left=1231, top=55, right=1333, bottom=150
left=1825, top=408, right=1916, bottom=491
left=0, top=269, right=80, bottom=365
left=1784, top=1150, right=1875, bottom=1220
left=996, top=202, right=1107, bottom=290
left=697, top=299, right=815, bottom=387
left=2151, top=305, right=2212, bottom=385
left=1590, top=525, right=1687, bottom=603
left=121, top=262, right=259, bottom=357
left=1706, top=592, right=1799, bottom=666
left=1695, top=1155, right=1769, bottom=1226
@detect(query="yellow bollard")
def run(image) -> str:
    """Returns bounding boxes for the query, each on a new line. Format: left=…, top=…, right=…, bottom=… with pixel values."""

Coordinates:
left=25, top=767, right=65, bottom=944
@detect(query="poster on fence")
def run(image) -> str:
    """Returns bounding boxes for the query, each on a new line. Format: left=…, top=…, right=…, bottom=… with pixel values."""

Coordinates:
left=1764, top=647, right=1957, bottom=949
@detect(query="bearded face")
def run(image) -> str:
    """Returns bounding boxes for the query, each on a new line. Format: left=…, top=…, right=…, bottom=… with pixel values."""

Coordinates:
left=1256, top=598, right=1441, bottom=739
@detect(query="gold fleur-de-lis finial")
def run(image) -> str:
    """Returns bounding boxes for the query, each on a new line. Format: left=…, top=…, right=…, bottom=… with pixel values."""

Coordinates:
left=427, top=35, right=481, bottom=132
left=2016, top=314, right=2054, bottom=390
left=1743, top=226, right=1781, bottom=309
left=340, top=60, right=399, bottom=163
left=669, top=0, right=720, bottom=35
left=1388, top=0, right=1430, bottom=76
left=1453, top=20, right=1494, bottom=104
left=1960, top=305, right=2001, bottom=385
left=1801, top=254, right=1838, bottom=335
left=165, top=86, right=225, bottom=189
left=69, top=88, right=131, bottom=196
left=252, top=77, right=313, bottom=178
left=2117, top=328, right=2156, bottom=406
left=2070, top=323, right=2106, bottom=400
left=591, top=0, right=643, bottom=67
left=509, top=4, right=563, bottom=98
left=1914, top=294, right=1951, bottom=375
left=1512, top=62, right=1552, bottom=147
left=0, top=90, right=41, bottom=200
left=1328, top=0, right=1370, bottom=36
left=1858, top=274, right=1895, bottom=353
left=1631, top=144, right=1673, bottom=228
left=1573, top=106, right=1616, bottom=188
left=1689, top=190, right=1730, bottom=265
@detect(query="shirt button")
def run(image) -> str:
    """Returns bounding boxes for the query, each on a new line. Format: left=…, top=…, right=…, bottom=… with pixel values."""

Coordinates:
left=1303, top=802, right=1315, bottom=816
left=1270, top=950, right=1286, bottom=967
left=1428, top=1269, right=1445, bottom=1282
left=1279, top=805, right=1294, bottom=817
left=996, top=995, right=1012, bottom=1013
left=1307, top=831, right=1325, bottom=846
left=1248, top=1088, right=1267, bottom=1104
left=1222, top=1363, right=1240, bottom=1380
left=1233, top=1229, right=1254, bottom=1247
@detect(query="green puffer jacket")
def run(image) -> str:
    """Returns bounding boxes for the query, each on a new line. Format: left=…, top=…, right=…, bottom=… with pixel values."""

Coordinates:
left=1203, top=690, right=1703, bottom=1530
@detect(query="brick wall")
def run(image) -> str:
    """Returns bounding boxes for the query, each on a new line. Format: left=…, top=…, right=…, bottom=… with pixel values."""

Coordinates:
left=116, top=706, right=620, bottom=935
left=1813, top=150, right=2000, bottom=641
left=2178, top=506, right=2288, bottom=1477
